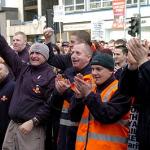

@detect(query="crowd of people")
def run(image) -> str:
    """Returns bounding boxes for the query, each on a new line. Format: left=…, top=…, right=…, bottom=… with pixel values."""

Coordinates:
left=0, top=27, right=150, bottom=150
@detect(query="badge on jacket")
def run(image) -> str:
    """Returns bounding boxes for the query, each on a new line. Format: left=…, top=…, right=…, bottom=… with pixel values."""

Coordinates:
left=0, top=95, right=8, bottom=101
left=32, top=85, right=41, bottom=94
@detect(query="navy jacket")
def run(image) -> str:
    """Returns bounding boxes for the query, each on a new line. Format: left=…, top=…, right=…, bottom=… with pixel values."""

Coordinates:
left=0, top=35, right=55, bottom=124
left=50, top=64, right=92, bottom=150
left=0, top=75, right=15, bottom=148
left=47, top=42, right=72, bottom=72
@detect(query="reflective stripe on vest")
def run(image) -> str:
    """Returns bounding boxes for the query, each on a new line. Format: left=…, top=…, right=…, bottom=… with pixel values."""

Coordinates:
left=61, top=107, right=69, bottom=113
left=60, top=74, right=93, bottom=128
left=60, top=118, right=79, bottom=126
left=77, top=132, right=127, bottom=144
left=80, top=114, right=129, bottom=127
left=101, top=80, right=118, bottom=102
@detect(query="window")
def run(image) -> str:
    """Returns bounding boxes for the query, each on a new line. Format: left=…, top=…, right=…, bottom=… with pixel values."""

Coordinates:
left=89, top=0, right=112, bottom=10
left=23, top=0, right=38, bottom=21
left=102, top=0, right=112, bottom=7
left=127, top=0, right=147, bottom=5
left=76, top=0, right=85, bottom=10
left=24, top=0, right=37, bottom=7
left=90, top=0, right=102, bottom=9
left=63, top=0, right=85, bottom=13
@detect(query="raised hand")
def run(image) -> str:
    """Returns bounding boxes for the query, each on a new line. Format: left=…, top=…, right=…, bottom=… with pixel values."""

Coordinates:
left=43, top=27, right=54, bottom=44
left=127, top=38, right=149, bottom=67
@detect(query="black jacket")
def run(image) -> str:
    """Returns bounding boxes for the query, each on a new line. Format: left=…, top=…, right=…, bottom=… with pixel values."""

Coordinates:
left=47, top=42, right=72, bottom=72
left=119, top=61, right=150, bottom=150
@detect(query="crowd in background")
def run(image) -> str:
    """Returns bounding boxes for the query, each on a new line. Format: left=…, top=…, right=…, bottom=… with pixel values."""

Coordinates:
left=0, top=28, right=150, bottom=150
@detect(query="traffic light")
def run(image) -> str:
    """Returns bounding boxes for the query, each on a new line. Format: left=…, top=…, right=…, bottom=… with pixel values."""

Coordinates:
left=128, top=17, right=140, bottom=37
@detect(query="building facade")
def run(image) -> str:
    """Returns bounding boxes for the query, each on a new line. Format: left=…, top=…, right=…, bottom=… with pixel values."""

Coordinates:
left=5, top=0, right=150, bottom=43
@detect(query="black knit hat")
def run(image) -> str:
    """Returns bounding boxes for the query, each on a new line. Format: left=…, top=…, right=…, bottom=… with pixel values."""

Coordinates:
left=91, top=52, right=114, bottom=70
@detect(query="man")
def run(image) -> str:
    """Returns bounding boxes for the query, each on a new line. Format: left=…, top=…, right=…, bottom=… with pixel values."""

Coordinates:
left=70, top=52, right=131, bottom=150
left=113, top=45, right=128, bottom=79
left=43, top=28, right=92, bottom=149
left=61, top=42, right=71, bottom=54
left=119, top=38, right=150, bottom=150
left=107, top=39, right=115, bottom=51
left=0, top=62, right=15, bottom=149
left=44, top=27, right=92, bottom=72
left=50, top=43, right=93, bottom=150
left=0, top=34, right=55, bottom=150
left=12, top=31, right=30, bottom=62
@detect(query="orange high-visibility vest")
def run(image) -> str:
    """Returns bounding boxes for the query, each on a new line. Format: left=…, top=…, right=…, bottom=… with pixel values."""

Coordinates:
left=60, top=74, right=94, bottom=127
left=76, top=80, right=129, bottom=150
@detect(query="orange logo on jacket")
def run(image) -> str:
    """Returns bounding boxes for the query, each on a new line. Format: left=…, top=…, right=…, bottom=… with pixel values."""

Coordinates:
left=32, top=85, right=41, bottom=94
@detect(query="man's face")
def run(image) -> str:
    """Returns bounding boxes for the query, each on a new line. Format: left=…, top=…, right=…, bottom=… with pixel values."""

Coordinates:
left=70, top=35, right=81, bottom=48
left=113, top=48, right=127, bottom=66
left=12, top=34, right=26, bottom=52
left=108, top=42, right=115, bottom=51
left=29, top=52, right=46, bottom=66
left=91, top=65, right=113, bottom=85
left=71, top=44, right=91, bottom=71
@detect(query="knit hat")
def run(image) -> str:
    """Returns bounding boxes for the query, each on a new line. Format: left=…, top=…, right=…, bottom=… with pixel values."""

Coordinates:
left=29, top=43, right=49, bottom=60
left=91, top=52, right=114, bottom=70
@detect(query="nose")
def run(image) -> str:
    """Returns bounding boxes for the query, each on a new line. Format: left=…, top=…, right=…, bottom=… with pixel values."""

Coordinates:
left=92, top=69, right=97, bottom=75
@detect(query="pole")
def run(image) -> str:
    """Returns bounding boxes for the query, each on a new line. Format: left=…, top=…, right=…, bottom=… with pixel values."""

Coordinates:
left=137, top=0, right=141, bottom=39
left=59, top=22, right=62, bottom=42
left=123, top=0, right=127, bottom=39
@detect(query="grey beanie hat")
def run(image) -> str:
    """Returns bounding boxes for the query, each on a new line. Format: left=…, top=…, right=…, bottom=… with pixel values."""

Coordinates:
left=91, top=52, right=114, bottom=70
left=29, top=43, right=49, bottom=60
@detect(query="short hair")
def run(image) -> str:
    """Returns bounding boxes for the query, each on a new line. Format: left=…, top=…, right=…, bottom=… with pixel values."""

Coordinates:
left=108, top=39, right=115, bottom=44
left=14, top=31, right=27, bottom=42
left=74, top=43, right=93, bottom=57
left=115, top=39, right=126, bottom=47
left=71, top=30, right=91, bottom=46
left=115, top=45, right=128, bottom=54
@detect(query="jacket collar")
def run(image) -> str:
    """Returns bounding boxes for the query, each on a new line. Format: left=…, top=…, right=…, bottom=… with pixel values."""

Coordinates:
left=97, top=75, right=116, bottom=92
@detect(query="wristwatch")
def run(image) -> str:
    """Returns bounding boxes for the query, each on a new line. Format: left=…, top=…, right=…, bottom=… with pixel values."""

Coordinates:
left=32, top=117, right=39, bottom=126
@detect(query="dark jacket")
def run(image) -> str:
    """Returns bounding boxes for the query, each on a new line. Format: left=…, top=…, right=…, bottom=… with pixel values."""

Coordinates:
left=0, top=75, right=15, bottom=149
left=119, top=61, right=150, bottom=150
left=0, top=35, right=55, bottom=125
